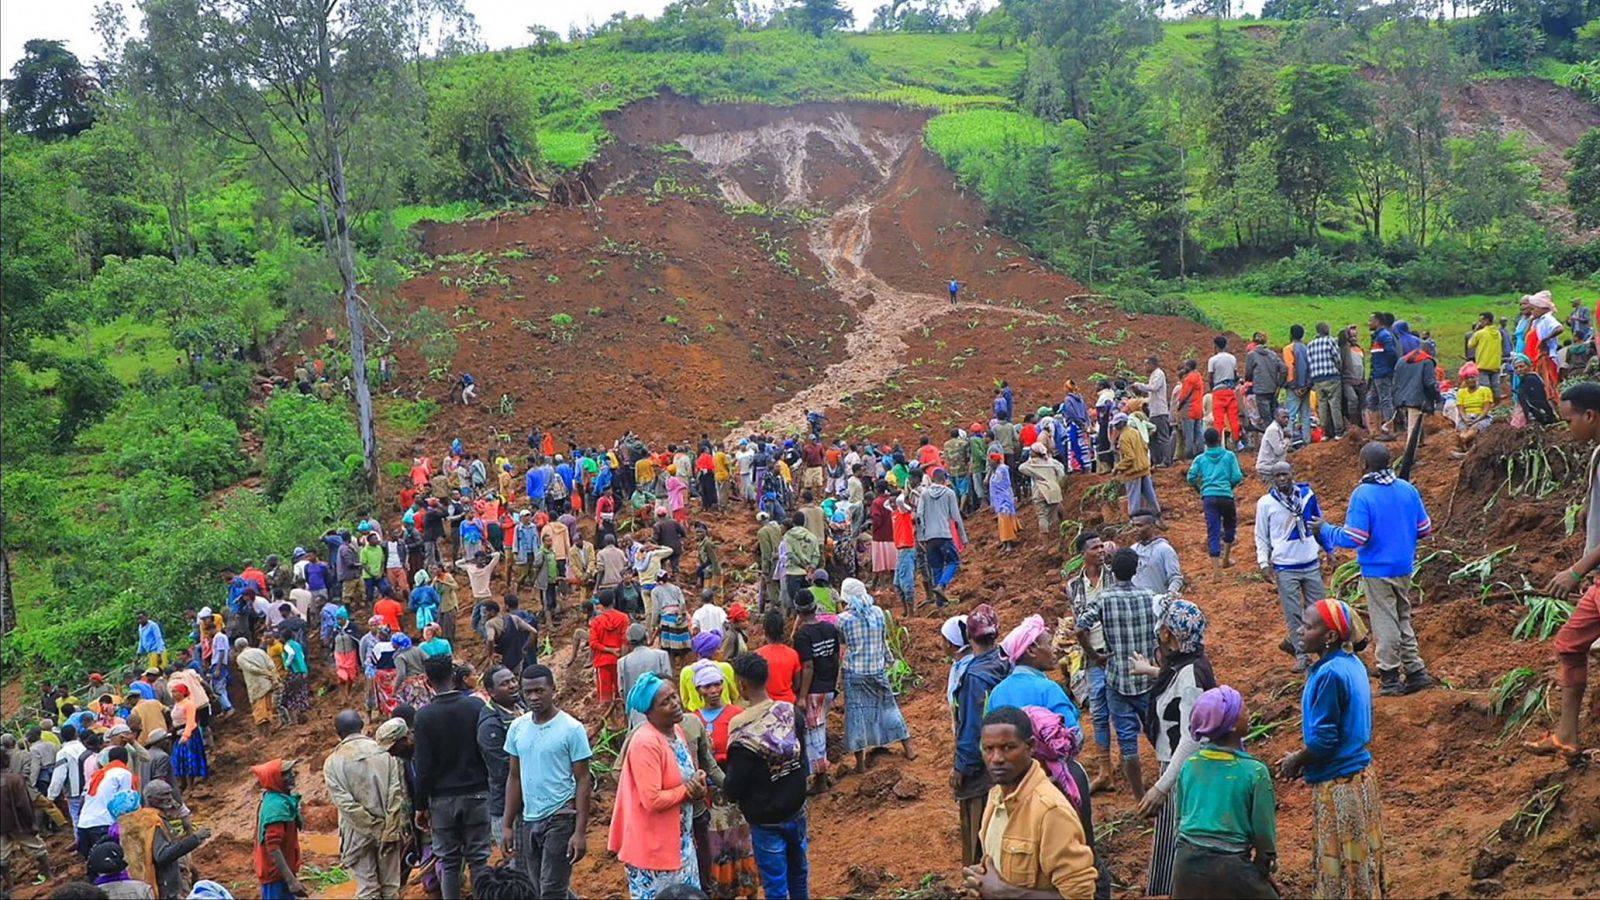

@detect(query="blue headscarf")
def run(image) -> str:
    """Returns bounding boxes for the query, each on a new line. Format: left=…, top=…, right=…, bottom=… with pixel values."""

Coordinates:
left=627, top=671, right=667, bottom=716
left=391, top=633, right=413, bottom=650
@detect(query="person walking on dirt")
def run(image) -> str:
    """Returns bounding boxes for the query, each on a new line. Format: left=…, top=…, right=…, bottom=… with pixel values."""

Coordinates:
left=414, top=654, right=494, bottom=900
left=502, top=664, right=593, bottom=899
left=455, top=372, right=477, bottom=406
left=1187, top=428, right=1245, bottom=574
left=1131, top=514, right=1183, bottom=598
left=1526, top=382, right=1600, bottom=764
left=1256, top=460, right=1333, bottom=674
left=1314, top=442, right=1435, bottom=696
left=1017, top=443, right=1065, bottom=538
left=1174, top=361, right=1206, bottom=460
left=323, top=710, right=408, bottom=900
left=1133, top=356, right=1173, bottom=467
left=916, top=469, right=967, bottom=606
left=948, top=278, right=960, bottom=305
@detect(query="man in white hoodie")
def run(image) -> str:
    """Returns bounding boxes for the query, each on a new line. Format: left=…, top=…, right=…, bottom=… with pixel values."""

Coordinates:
left=1254, top=461, right=1334, bottom=672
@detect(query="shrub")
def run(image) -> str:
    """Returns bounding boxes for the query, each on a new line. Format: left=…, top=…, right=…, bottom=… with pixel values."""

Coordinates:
left=1554, top=239, right=1600, bottom=279
left=259, top=393, right=362, bottom=502
left=50, top=356, right=123, bottom=447
left=83, top=386, right=248, bottom=493
left=1113, top=289, right=1224, bottom=329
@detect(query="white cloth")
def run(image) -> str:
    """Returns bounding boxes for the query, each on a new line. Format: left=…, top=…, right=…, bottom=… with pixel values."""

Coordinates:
left=77, top=765, right=134, bottom=828
left=692, top=604, right=728, bottom=637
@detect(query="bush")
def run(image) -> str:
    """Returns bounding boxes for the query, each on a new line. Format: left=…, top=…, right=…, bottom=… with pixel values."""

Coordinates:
left=1236, top=246, right=1397, bottom=296
left=83, top=387, right=248, bottom=493
left=1113, top=289, right=1224, bottom=329
left=427, top=69, right=542, bottom=202
left=1554, top=239, right=1600, bottom=278
left=50, top=355, right=123, bottom=447
left=259, top=393, right=362, bottom=502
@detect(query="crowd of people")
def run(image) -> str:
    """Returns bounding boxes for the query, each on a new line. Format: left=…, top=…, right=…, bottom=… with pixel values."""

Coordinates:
left=6, top=285, right=1599, bottom=900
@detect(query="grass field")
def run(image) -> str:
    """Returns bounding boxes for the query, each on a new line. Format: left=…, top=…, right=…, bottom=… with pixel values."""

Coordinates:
left=1184, top=275, right=1598, bottom=368
left=25, top=317, right=181, bottom=387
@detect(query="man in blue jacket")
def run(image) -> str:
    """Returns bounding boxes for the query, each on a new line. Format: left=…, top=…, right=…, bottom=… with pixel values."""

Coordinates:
left=1285, top=325, right=1313, bottom=445
left=1314, top=442, right=1434, bottom=696
left=1368, top=313, right=1401, bottom=441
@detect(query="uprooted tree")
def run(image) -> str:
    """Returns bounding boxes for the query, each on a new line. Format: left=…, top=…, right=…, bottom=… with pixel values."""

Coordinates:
left=112, top=0, right=476, bottom=491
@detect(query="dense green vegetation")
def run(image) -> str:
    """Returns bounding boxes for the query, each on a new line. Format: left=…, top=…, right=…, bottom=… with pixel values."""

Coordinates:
left=2, top=0, right=1598, bottom=677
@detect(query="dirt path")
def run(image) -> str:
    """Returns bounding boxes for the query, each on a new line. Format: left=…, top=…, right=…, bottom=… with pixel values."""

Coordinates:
left=676, top=115, right=1045, bottom=440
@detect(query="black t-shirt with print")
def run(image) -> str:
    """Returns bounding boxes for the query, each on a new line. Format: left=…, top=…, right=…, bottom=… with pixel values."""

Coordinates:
left=793, top=620, right=841, bottom=694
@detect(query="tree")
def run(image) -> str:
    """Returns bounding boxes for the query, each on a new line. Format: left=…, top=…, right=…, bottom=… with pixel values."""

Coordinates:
left=2, top=39, right=97, bottom=139
left=1273, top=64, right=1363, bottom=240
left=1570, top=128, right=1600, bottom=229
left=789, top=0, right=855, bottom=35
left=1008, top=0, right=1162, bottom=122
left=1199, top=22, right=1273, bottom=249
left=428, top=68, right=542, bottom=200
left=128, top=0, right=473, bottom=492
left=1350, top=92, right=1404, bottom=241
left=1369, top=17, right=1458, bottom=246
left=1445, top=128, right=1540, bottom=242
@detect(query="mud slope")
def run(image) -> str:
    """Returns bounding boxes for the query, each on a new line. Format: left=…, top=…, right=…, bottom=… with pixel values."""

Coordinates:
left=1445, top=77, right=1600, bottom=235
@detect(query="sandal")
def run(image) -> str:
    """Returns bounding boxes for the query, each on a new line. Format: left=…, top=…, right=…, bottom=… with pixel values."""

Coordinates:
left=1522, top=733, right=1582, bottom=765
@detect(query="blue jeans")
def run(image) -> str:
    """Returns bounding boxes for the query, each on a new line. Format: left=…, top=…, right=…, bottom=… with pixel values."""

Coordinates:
left=1087, top=665, right=1111, bottom=751
left=1125, top=475, right=1159, bottom=517
left=893, top=548, right=917, bottom=601
left=1286, top=390, right=1313, bottom=443
left=924, top=537, right=959, bottom=589
left=1106, top=688, right=1148, bottom=759
left=750, top=810, right=810, bottom=900
left=1200, top=496, right=1237, bottom=558
left=1182, top=418, right=1204, bottom=458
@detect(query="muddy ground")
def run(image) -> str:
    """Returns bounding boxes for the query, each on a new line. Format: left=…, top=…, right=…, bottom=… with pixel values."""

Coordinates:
left=17, top=97, right=1600, bottom=899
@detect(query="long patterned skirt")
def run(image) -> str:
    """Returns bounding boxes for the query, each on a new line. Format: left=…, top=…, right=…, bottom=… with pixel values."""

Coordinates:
left=374, top=668, right=400, bottom=716
left=1311, top=767, right=1386, bottom=899
left=397, top=673, right=436, bottom=709
left=842, top=671, right=909, bottom=753
left=281, top=673, right=312, bottom=716
left=803, top=693, right=833, bottom=776
left=172, top=730, right=209, bottom=779
left=705, top=796, right=759, bottom=899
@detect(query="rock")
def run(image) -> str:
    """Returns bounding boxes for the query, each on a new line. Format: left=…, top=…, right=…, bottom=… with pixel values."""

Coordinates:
left=1470, top=846, right=1515, bottom=880
left=1470, top=879, right=1504, bottom=897
left=892, top=778, right=923, bottom=801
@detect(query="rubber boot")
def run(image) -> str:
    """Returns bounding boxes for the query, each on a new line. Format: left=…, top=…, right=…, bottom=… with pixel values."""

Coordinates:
left=1087, top=746, right=1116, bottom=794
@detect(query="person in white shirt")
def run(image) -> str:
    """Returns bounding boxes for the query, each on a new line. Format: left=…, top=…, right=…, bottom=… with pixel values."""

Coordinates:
left=1256, top=406, right=1292, bottom=476
left=1254, top=461, right=1332, bottom=673
left=47, top=726, right=89, bottom=822
left=75, top=744, right=135, bottom=851
left=691, top=591, right=728, bottom=636
left=735, top=445, right=756, bottom=503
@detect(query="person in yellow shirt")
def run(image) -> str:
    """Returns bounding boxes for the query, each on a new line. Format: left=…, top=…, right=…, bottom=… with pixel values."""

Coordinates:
left=1453, top=363, right=1497, bottom=455
left=964, top=706, right=1098, bottom=899
left=712, top=448, right=733, bottom=506
left=1467, top=312, right=1505, bottom=398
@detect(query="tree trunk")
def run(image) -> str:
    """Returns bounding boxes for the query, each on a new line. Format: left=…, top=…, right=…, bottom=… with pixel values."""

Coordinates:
left=317, top=17, right=378, bottom=496
left=0, top=545, right=14, bottom=638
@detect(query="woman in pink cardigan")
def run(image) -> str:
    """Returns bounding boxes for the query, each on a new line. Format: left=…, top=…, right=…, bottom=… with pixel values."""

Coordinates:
left=610, top=671, right=709, bottom=898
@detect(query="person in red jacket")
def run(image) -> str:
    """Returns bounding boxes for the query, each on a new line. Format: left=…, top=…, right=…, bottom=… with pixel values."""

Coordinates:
left=253, top=758, right=306, bottom=899
left=867, top=485, right=896, bottom=591
left=890, top=497, right=918, bottom=618
left=589, top=591, right=631, bottom=726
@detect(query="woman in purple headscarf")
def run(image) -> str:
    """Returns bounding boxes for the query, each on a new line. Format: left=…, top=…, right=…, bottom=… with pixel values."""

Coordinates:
left=1171, top=686, right=1279, bottom=899
left=1133, top=598, right=1216, bottom=897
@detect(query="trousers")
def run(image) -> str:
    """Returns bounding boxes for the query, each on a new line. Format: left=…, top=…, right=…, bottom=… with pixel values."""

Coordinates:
left=1201, top=496, right=1237, bottom=558
left=513, top=810, right=577, bottom=899
left=341, top=829, right=404, bottom=900
left=1212, top=390, right=1241, bottom=443
left=1313, top=380, right=1345, bottom=437
left=1151, top=414, right=1174, bottom=466
left=1362, top=575, right=1426, bottom=675
left=1276, top=567, right=1326, bottom=665
left=749, top=810, right=810, bottom=900
left=429, top=792, right=492, bottom=900
left=924, top=538, right=960, bottom=589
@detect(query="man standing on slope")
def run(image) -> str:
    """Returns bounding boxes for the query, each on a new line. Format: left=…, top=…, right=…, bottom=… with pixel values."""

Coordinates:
left=1256, top=461, right=1334, bottom=674
left=1133, top=355, right=1173, bottom=467
left=1315, top=442, right=1434, bottom=696
left=1526, top=383, right=1600, bottom=763
left=1208, top=336, right=1245, bottom=451
left=323, top=710, right=408, bottom=899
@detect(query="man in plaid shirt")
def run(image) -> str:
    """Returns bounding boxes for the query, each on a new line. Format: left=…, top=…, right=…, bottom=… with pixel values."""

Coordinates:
left=1075, top=547, right=1160, bottom=799
left=1307, top=321, right=1346, bottom=438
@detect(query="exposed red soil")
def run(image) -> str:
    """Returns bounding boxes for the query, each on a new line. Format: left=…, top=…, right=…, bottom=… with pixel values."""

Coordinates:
left=20, top=96, right=1600, bottom=899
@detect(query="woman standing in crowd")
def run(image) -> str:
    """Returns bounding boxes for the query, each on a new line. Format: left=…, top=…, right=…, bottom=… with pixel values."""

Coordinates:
left=691, top=663, right=760, bottom=898
left=610, top=673, right=708, bottom=898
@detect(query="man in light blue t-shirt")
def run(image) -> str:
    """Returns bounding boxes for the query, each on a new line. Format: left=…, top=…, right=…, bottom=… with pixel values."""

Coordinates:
left=501, top=664, right=592, bottom=899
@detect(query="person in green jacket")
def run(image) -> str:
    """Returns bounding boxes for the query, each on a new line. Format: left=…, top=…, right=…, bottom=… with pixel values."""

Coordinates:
left=360, top=533, right=386, bottom=605
left=1172, top=685, right=1278, bottom=899
left=1185, top=428, right=1245, bottom=572
left=966, top=425, right=990, bottom=513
